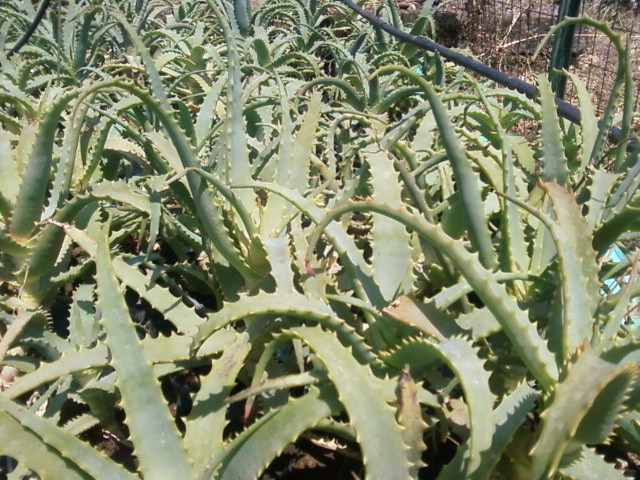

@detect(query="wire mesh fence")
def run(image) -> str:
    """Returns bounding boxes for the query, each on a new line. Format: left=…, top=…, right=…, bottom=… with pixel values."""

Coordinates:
left=571, top=1, right=640, bottom=112
left=431, top=0, right=640, bottom=122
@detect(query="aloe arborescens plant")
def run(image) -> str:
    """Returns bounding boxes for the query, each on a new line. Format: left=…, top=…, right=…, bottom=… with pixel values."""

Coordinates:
left=0, top=1, right=638, bottom=479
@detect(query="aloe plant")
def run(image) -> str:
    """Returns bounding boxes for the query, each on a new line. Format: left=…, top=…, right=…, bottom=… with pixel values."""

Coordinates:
left=0, top=1, right=638, bottom=479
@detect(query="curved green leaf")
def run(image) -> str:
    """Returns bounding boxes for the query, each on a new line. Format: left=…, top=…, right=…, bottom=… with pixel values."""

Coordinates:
left=309, top=200, right=558, bottom=389
left=530, top=348, right=637, bottom=480
left=384, top=337, right=496, bottom=479
left=194, top=290, right=374, bottom=365
left=95, top=227, right=194, bottom=480
left=0, top=396, right=136, bottom=480
left=202, top=385, right=341, bottom=480
left=287, top=326, right=412, bottom=480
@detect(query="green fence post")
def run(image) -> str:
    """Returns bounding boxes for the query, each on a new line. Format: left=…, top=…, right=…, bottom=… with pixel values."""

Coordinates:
left=549, top=0, right=583, bottom=99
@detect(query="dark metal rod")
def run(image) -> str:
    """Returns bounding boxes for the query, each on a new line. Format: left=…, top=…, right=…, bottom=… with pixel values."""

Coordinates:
left=549, top=0, right=583, bottom=99
left=6, top=0, right=54, bottom=58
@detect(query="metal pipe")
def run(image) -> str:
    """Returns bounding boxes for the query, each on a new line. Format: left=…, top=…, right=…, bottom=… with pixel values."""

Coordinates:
left=7, top=0, right=54, bottom=58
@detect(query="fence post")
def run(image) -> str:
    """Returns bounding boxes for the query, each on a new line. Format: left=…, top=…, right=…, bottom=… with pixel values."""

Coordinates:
left=549, top=0, right=582, bottom=99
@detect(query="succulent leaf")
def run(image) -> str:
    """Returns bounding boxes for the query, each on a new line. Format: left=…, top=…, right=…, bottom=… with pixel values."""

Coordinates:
left=366, top=141, right=414, bottom=301
left=542, top=181, right=600, bottom=360
left=184, top=331, right=251, bottom=473
left=287, top=326, right=413, bottom=480
left=384, top=337, right=496, bottom=478
left=0, top=402, right=134, bottom=480
left=537, top=74, right=568, bottom=185
left=396, top=365, right=428, bottom=476
left=200, top=385, right=341, bottom=480
left=529, top=348, right=638, bottom=480
left=95, top=227, right=194, bottom=480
